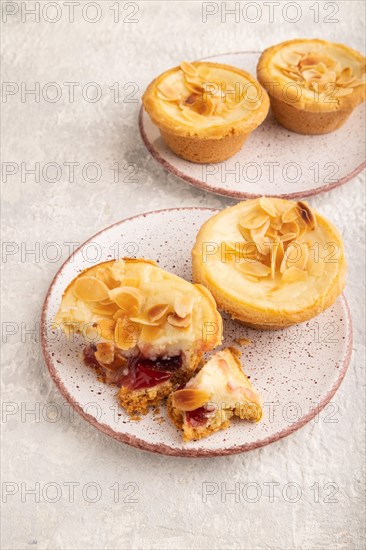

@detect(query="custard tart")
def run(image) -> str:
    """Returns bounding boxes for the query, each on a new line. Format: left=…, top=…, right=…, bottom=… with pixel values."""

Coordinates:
left=54, top=258, right=222, bottom=413
left=257, top=39, right=366, bottom=134
left=168, top=347, right=262, bottom=441
left=192, top=198, right=346, bottom=329
left=142, top=61, right=269, bottom=163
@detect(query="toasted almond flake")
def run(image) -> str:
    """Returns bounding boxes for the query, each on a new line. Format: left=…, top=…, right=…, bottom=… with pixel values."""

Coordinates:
left=302, top=68, right=323, bottom=82
left=282, top=266, right=308, bottom=283
left=282, top=50, right=302, bottom=66
left=271, top=215, right=284, bottom=230
left=281, top=221, right=299, bottom=235
left=108, top=286, right=144, bottom=313
left=114, top=318, right=139, bottom=350
left=296, top=201, right=317, bottom=230
left=174, top=295, right=195, bottom=318
left=280, top=232, right=298, bottom=243
left=129, top=314, right=162, bottom=327
left=167, top=312, right=191, bottom=328
left=238, top=260, right=271, bottom=278
left=95, top=342, right=115, bottom=365
left=147, top=303, right=169, bottom=323
left=172, top=388, right=210, bottom=411
left=157, top=82, right=181, bottom=101
left=91, top=303, right=119, bottom=316
left=282, top=204, right=298, bottom=223
left=259, top=197, right=278, bottom=217
left=270, top=241, right=281, bottom=279
left=96, top=318, right=116, bottom=340
left=74, top=276, right=109, bottom=302
left=337, top=67, right=352, bottom=82
left=238, top=224, right=252, bottom=242
left=239, top=211, right=269, bottom=230
left=180, top=61, right=198, bottom=77
left=110, top=259, right=125, bottom=279
left=95, top=267, right=121, bottom=290
left=99, top=298, right=114, bottom=305
left=282, top=241, right=309, bottom=271
left=251, top=217, right=271, bottom=237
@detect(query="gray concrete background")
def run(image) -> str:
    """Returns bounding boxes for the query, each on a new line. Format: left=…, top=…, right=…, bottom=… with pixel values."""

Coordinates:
left=2, top=1, right=365, bottom=549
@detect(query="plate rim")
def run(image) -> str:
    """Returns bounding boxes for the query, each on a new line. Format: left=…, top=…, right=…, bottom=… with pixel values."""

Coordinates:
left=139, top=50, right=366, bottom=200
left=41, top=207, right=353, bottom=457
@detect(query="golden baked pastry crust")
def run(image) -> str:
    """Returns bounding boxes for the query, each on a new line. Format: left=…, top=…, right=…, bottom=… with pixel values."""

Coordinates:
left=142, top=61, right=269, bottom=162
left=55, top=258, right=222, bottom=413
left=168, top=347, right=262, bottom=442
left=192, top=198, right=346, bottom=329
left=257, top=39, right=365, bottom=134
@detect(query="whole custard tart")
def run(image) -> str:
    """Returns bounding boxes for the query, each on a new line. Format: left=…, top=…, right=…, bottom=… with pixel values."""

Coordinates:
left=192, top=198, right=346, bottom=329
left=54, top=258, right=222, bottom=414
left=142, top=61, right=269, bottom=163
left=257, top=39, right=366, bottom=134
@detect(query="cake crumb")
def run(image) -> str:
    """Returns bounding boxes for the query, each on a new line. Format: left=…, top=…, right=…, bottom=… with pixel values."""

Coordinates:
left=235, top=337, right=252, bottom=346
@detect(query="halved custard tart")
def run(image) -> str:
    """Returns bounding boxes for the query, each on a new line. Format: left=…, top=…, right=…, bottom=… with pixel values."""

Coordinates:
left=192, top=198, right=346, bottom=329
left=168, top=347, right=262, bottom=441
left=54, top=258, right=222, bottom=414
left=257, top=39, right=366, bottom=134
left=142, top=61, right=269, bottom=163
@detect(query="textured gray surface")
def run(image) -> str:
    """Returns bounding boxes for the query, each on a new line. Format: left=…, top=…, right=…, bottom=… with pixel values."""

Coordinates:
left=1, top=1, right=365, bottom=549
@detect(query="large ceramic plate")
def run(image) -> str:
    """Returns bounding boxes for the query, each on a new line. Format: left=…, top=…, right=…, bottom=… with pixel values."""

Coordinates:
left=140, top=51, right=365, bottom=199
left=41, top=208, right=352, bottom=456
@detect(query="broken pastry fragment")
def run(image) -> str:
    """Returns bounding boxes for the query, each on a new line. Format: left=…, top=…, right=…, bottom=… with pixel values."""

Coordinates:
left=192, top=197, right=346, bottom=329
left=142, top=60, right=269, bottom=163
left=168, top=348, right=262, bottom=441
left=257, top=39, right=366, bottom=134
left=54, top=258, right=222, bottom=414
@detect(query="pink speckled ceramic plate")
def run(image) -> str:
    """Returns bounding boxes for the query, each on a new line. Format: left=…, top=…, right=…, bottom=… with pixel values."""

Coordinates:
left=140, top=51, right=365, bottom=199
left=41, top=208, right=352, bottom=457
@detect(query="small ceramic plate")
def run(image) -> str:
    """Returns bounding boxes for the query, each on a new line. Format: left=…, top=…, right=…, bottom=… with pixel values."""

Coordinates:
left=41, top=208, right=352, bottom=457
left=140, top=51, right=365, bottom=199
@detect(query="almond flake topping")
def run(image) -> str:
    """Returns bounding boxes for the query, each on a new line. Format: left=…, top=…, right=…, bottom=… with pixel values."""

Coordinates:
left=172, top=388, right=210, bottom=411
left=157, top=61, right=261, bottom=119
left=277, top=47, right=365, bottom=98
left=147, top=303, right=169, bottom=323
left=74, top=276, right=109, bottom=302
left=231, top=198, right=318, bottom=283
left=167, top=312, right=191, bottom=328
left=108, top=287, right=145, bottom=315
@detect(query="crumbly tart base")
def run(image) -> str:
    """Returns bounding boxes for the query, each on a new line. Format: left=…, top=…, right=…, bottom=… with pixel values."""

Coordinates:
left=269, top=95, right=353, bottom=135
left=167, top=397, right=261, bottom=442
left=118, top=360, right=199, bottom=415
left=167, top=399, right=231, bottom=441
left=160, top=130, right=249, bottom=163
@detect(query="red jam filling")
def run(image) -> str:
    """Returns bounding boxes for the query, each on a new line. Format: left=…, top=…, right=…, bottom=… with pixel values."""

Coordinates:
left=83, top=346, right=182, bottom=390
left=118, top=355, right=182, bottom=390
left=186, top=407, right=210, bottom=427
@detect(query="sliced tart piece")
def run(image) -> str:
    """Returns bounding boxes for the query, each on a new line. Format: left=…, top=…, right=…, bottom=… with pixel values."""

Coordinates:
left=168, top=348, right=262, bottom=441
left=55, top=258, right=222, bottom=414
